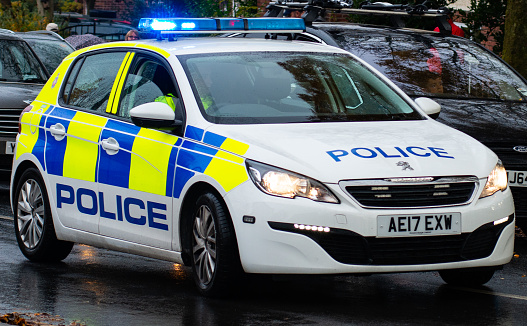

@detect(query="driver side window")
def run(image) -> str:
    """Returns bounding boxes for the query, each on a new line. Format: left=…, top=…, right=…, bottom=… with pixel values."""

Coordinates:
left=118, top=57, right=178, bottom=119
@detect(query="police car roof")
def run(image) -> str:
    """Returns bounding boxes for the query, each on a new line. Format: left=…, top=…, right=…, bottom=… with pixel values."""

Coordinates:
left=94, top=37, right=350, bottom=56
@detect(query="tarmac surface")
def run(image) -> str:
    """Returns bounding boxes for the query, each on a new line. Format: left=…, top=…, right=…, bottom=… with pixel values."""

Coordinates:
left=0, top=185, right=526, bottom=326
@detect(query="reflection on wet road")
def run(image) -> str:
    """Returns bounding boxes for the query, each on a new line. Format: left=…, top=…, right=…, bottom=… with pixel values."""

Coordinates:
left=0, top=194, right=526, bottom=325
left=0, top=181, right=527, bottom=326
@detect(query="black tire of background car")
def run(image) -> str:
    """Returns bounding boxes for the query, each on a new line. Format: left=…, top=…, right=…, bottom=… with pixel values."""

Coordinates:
left=13, top=168, right=73, bottom=262
left=190, top=192, right=241, bottom=297
left=438, top=267, right=496, bottom=286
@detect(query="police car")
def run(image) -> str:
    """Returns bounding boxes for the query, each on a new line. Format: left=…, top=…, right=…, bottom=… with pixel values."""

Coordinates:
left=11, top=17, right=514, bottom=296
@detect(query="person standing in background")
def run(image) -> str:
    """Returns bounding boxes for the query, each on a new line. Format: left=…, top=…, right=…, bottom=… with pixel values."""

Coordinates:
left=46, top=23, right=59, bottom=33
left=125, top=30, right=140, bottom=41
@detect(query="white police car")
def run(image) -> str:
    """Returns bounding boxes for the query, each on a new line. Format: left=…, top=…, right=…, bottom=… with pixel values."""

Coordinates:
left=11, top=17, right=514, bottom=296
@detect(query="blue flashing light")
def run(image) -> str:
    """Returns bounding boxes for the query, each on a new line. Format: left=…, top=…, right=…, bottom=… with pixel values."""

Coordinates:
left=151, top=20, right=177, bottom=31
left=181, top=22, right=196, bottom=29
left=138, top=17, right=305, bottom=35
left=138, top=18, right=217, bottom=32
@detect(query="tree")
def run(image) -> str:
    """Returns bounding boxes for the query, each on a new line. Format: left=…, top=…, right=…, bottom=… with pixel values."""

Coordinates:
left=0, top=0, right=54, bottom=25
left=0, top=1, right=48, bottom=31
left=502, top=0, right=527, bottom=78
left=185, top=0, right=258, bottom=17
left=36, top=0, right=54, bottom=21
left=81, top=0, right=95, bottom=15
left=464, top=0, right=507, bottom=54
left=0, top=0, right=11, bottom=9
left=122, top=0, right=258, bottom=25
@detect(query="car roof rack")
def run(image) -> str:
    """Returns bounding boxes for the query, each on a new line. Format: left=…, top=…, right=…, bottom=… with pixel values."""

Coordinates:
left=264, top=0, right=453, bottom=34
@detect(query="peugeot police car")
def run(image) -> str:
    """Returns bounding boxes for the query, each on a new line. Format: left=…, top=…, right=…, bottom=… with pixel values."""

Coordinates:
left=11, top=17, right=514, bottom=296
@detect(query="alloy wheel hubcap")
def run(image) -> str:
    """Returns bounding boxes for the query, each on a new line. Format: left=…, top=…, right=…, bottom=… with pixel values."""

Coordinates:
left=192, top=205, right=217, bottom=286
left=17, top=179, right=45, bottom=249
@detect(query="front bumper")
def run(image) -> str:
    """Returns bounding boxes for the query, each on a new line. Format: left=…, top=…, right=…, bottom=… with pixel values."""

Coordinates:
left=224, top=181, right=515, bottom=274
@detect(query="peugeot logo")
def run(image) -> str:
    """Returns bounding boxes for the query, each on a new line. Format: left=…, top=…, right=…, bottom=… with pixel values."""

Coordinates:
left=396, top=161, right=414, bottom=171
left=513, top=146, right=527, bottom=153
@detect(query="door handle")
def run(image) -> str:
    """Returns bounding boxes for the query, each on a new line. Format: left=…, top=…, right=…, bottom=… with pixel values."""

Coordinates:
left=101, top=137, right=119, bottom=155
left=49, top=123, right=66, bottom=141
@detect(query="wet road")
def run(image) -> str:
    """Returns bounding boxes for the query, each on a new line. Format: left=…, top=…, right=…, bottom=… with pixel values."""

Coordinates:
left=1, top=188, right=526, bottom=326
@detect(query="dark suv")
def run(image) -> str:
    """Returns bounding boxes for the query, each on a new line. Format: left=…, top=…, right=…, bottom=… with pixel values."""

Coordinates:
left=16, top=30, right=75, bottom=74
left=231, top=1, right=527, bottom=232
left=0, top=31, right=48, bottom=175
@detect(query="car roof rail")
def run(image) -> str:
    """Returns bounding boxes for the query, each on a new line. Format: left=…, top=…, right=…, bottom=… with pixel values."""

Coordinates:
left=0, top=28, right=15, bottom=34
left=23, top=30, right=67, bottom=41
left=265, top=0, right=453, bottom=34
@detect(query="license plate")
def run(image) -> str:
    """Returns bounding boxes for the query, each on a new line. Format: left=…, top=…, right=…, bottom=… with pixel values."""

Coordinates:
left=377, top=213, right=461, bottom=237
left=508, top=170, right=527, bottom=187
left=4, top=141, right=16, bottom=154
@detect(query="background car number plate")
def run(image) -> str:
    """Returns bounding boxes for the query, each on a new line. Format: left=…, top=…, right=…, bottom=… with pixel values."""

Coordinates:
left=377, top=213, right=461, bottom=237
left=508, top=170, right=527, bottom=187
left=4, top=141, right=15, bottom=154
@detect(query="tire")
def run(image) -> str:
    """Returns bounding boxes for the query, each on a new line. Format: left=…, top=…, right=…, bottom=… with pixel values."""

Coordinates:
left=13, top=168, right=73, bottom=262
left=190, top=192, right=241, bottom=297
left=439, top=267, right=496, bottom=286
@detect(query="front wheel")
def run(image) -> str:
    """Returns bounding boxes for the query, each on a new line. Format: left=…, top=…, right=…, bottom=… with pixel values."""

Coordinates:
left=439, top=267, right=496, bottom=286
left=190, top=192, right=241, bottom=297
left=14, top=168, right=73, bottom=262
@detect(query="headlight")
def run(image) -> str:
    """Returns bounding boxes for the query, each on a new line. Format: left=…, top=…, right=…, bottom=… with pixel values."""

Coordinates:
left=479, top=160, right=508, bottom=198
left=246, top=160, right=339, bottom=203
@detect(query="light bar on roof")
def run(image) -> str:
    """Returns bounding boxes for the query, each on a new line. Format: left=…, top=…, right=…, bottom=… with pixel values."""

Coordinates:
left=138, top=17, right=306, bottom=34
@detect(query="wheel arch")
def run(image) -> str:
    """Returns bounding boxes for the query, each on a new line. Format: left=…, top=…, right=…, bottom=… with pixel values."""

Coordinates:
left=179, top=181, right=238, bottom=267
left=12, top=162, right=74, bottom=262
left=11, top=160, right=41, bottom=206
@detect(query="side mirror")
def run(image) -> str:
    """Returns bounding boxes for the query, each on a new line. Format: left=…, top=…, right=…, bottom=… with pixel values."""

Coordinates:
left=415, top=97, right=441, bottom=119
left=130, top=102, right=183, bottom=129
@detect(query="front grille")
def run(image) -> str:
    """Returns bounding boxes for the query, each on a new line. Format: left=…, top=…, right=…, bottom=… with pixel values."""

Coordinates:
left=343, top=177, right=477, bottom=208
left=269, top=215, right=513, bottom=266
left=0, top=108, right=22, bottom=138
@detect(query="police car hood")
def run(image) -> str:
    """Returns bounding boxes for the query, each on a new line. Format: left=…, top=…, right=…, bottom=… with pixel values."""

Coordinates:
left=208, top=120, right=496, bottom=183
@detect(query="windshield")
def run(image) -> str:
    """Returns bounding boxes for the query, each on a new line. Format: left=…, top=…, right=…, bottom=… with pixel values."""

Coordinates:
left=330, top=30, right=527, bottom=101
left=180, top=52, right=421, bottom=124
left=0, top=40, right=47, bottom=83
left=24, top=38, right=74, bottom=73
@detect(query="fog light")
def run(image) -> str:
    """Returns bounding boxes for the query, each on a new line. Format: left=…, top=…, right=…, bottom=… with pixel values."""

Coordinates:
left=294, top=224, right=330, bottom=232
left=493, top=216, right=509, bottom=225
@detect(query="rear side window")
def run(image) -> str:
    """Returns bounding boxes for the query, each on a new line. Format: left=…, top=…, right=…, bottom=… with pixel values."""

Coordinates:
left=24, top=39, right=74, bottom=73
left=0, top=39, right=47, bottom=83
left=62, top=52, right=127, bottom=112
